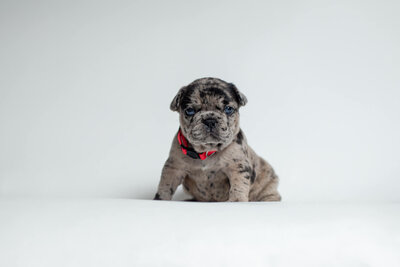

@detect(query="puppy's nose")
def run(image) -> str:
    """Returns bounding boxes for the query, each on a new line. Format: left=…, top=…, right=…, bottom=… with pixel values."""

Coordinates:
left=202, top=118, right=217, bottom=129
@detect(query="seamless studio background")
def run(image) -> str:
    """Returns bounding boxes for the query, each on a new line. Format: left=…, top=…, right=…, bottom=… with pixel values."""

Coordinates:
left=1, top=0, right=399, bottom=202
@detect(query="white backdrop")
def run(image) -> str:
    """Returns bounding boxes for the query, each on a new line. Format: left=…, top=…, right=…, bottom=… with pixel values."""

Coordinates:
left=1, top=0, right=399, bottom=202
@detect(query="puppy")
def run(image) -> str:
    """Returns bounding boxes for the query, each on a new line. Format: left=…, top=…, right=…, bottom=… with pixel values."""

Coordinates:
left=154, top=78, right=281, bottom=202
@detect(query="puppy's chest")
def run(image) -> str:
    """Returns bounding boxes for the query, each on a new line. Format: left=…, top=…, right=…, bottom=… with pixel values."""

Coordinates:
left=186, top=166, right=230, bottom=201
left=188, top=165, right=227, bottom=186
left=189, top=168, right=213, bottom=180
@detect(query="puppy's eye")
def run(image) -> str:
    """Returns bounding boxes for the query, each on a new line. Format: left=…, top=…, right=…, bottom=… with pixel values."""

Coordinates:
left=185, top=108, right=196, bottom=116
left=224, top=106, right=234, bottom=115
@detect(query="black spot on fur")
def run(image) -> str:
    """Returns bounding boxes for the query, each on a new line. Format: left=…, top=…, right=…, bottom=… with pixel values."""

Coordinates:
left=238, top=163, right=255, bottom=183
left=204, top=87, right=232, bottom=104
left=250, top=164, right=256, bottom=183
left=227, top=83, right=246, bottom=106
left=239, top=165, right=252, bottom=174
left=210, top=183, right=214, bottom=187
left=180, top=84, right=196, bottom=109
left=236, top=130, right=243, bottom=145
left=170, top=188, right=174, bottom=195
left=154, top=193, right=161, bottom=200
left=206, top=87, right=228, bottom=98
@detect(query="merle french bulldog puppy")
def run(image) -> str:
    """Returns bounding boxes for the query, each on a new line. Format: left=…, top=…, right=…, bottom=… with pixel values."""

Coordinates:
left=154, top=77, right=281, bottom=202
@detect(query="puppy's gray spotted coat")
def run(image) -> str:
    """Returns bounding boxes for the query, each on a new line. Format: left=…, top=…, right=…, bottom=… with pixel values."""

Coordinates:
left=154, top=78, right=281, bottom=202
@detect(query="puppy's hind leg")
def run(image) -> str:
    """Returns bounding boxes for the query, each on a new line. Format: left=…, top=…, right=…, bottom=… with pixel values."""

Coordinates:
left=258, top=191, right=282, bottom=201
left=258, top=177, right=281, bottom=202
left=250, top=159, right=282, bottom=202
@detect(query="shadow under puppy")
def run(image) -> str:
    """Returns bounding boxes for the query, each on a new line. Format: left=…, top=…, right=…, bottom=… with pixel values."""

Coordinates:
left=154, top=77, right=281, bottom=202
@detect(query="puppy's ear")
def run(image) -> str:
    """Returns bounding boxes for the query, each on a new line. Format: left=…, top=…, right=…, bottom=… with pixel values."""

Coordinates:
left=229, top=83, right=248, bottom=107
left=170, top=86, right=186, bottom=112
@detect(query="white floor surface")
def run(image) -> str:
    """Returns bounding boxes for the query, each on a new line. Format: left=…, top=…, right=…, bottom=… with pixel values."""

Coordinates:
left=0, top=198, right=399, bottom=267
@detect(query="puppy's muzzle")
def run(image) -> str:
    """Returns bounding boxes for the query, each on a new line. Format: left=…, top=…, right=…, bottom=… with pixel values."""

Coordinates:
left=202, top=118, right=217, bottom=132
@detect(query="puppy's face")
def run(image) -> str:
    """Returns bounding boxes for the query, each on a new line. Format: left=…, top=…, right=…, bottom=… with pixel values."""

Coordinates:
left=170, top=78, right=247, bottom=152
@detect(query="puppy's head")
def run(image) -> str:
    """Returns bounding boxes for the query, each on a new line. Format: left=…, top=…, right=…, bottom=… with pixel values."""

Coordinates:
left=170, top=77, right=247, bottom=152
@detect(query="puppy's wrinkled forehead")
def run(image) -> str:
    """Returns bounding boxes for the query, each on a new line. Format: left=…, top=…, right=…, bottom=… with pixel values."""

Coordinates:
left=181, top=78, right=237, bottom=109
left=170, top=77, right=247, bottom=112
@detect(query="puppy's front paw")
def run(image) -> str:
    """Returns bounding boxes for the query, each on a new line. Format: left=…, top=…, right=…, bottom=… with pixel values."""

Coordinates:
left=153, top=192, right=173, bottom=200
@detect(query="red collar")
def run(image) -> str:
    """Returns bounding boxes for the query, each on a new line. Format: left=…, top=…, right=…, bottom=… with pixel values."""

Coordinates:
left=178, top=129, right=216, bottom=160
